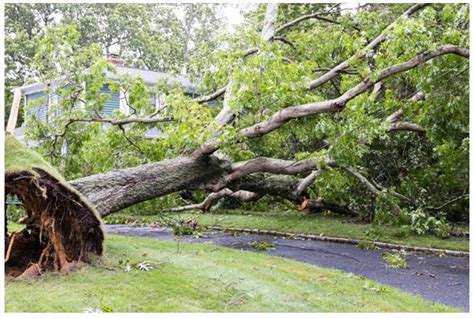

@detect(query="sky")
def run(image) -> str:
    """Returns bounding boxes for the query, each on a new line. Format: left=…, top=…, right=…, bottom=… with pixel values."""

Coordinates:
left=174, top=3, right=254, bottom=33
left=219, top=3, right=362, bottom=29
left=218, top=3, right=362, bottom=31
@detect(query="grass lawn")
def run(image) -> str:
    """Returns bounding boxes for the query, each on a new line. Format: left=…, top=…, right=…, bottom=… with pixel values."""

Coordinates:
left=5, top=234, right=459, bottom=312
left=104, top=209, right=469, bottom=251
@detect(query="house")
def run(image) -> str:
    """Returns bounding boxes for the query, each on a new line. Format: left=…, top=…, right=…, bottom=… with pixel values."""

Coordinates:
left=13, top=55, right=197, bottom=142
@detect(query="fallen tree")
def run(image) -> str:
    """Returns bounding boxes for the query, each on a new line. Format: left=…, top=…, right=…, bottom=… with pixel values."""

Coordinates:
left=64, top=3, right=467, bottom=220
left=6, top=3, right=469, bottom=271
left=69, top=153, right=358, bottom=217
left=65, top=4, right=467, bottom=221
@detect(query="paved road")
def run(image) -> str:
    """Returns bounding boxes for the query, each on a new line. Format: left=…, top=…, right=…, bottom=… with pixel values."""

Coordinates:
left=104, top=224, right=469, bottom=311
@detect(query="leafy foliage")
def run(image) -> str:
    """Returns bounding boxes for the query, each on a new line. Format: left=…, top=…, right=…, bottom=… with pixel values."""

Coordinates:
left=382, top=251, right=407, bottom=268
left=249, top=240, right=276, bottom=251
left=357, top=241, right=377, bottom=250
left=171, top=218, right=202, bottom=236
left=407, top=209, right=449, bottom=238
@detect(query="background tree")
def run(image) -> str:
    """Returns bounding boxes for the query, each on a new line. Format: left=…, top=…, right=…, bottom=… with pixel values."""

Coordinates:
left=4, top=3, right=225, bottom=124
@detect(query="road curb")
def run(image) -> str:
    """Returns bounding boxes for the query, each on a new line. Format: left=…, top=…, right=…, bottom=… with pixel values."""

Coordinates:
left=205, top=225, right=469, bottom=258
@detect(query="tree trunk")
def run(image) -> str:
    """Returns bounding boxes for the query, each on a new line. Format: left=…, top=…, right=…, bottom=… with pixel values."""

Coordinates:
left=70, top=153, right=228, bottom=216
left=70, top=159, right=357, bottom=217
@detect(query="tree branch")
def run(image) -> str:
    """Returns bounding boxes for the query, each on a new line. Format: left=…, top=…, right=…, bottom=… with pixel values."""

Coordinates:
left=308, top=3, right=429, bottom=90
left=424, top=194, right=468, bottom=211
left=273, top=36, right=297, bottom=50
left=218, top=156, right=411, bottom=210
left=410, top=91, right=425, bottom=103
left=48, top=116, right=172, bottom=156
left=313, top=67, right=362, bottom=76
left=65, top=116, right=174, bottom=126
left=213, top=5, right=279, bottom=128
left=340, top=166, right=381, bottom=196
left=6, top=89, right=22, bottom=135
left=388, top=121, right=426, bottom=133
left=242, top=47, right=259, bottom=58
left=275, top=5, right=346, bottom=35
left=370, top=82, right=383, bottom=101
left=198, top=4, right=279, bottom=153
left=192, top=49, right=259, bottom=105
left=261, top=3, right=279, bottom=42
left=166, top=189, right=262, bottom=212
left=384, top=91, right=427, bottom=133
left=223, top=157, right=337, bottom=186
left=341, top=165, right=412, bottom=204
left=194, top=85, right=227, bottom=103
left=213, top=79, right=237, bottom=127
left=117, top=124, right=144, bottom=154
left=296, top=170, right=323, bottom=194
left=306, top=198, right=358, bottom=216
left=241, top=45, right=469, bottom=138
left=166, top=188, right=233, bottom=212
left=226, top=173, right=357, bottom=216
left=386, top=109, right=405, bottom=123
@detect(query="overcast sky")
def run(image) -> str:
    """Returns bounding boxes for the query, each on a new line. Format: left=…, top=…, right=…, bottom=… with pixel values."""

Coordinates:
left=219, top=3, right=362, bottom=27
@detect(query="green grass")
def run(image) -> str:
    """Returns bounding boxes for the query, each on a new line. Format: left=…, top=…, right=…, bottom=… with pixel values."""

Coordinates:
left=5, top=135, right=64, bottom=179
left=5, top=234, right=458, bottom=312
left=105, top=209, right=469, bottom=251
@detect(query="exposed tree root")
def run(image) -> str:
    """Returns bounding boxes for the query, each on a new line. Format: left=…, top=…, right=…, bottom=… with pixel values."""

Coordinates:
left=5, top=169, right=104, bottom=278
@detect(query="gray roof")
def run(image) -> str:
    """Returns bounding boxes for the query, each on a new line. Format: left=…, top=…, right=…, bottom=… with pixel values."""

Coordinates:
left=111, top=67, right=196, bottom=91
left=15, top=66, right=195, bottom=95
left=15, top=78, right=64, bottom=95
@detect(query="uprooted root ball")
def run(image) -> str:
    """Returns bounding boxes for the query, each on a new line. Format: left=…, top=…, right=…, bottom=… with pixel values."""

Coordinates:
left=5, top=168, right=104, bottom=278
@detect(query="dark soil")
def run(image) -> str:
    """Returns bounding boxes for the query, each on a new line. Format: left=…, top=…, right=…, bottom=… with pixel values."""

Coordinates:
left=5, top=169, right=104, bottom=278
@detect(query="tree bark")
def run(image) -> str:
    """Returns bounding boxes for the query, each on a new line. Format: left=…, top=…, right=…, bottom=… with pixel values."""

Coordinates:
left=70, top=157, right=357, bottom=217
left=261, top=4, right=279, bottom=42
left=70, top=153, right=228, bottom=216
left=226, top=173, right=357, bottom=216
